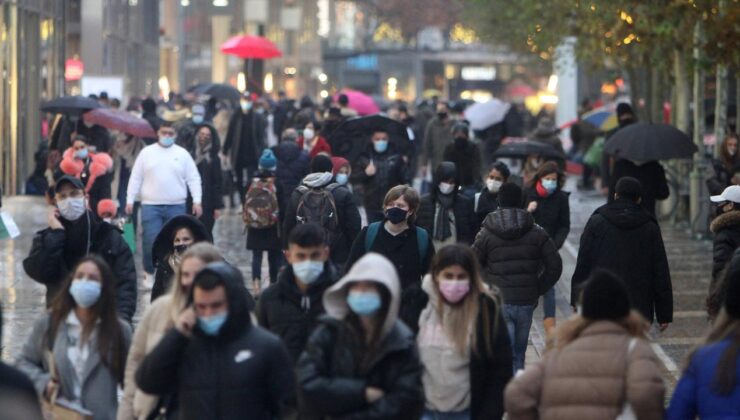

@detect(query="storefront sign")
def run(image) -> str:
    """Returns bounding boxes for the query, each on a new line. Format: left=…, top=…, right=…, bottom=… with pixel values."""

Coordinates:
left=461, top=66, right=496, bottom=81
left=65, top=58, right=84, bottom=81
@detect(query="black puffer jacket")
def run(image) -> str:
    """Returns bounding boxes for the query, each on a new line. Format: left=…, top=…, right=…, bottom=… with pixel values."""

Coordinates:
left=256, top=263, right=338, bottom=362
left=352, top=146, right=407, bottom=212
left=136, top=263, right=294, bottom=420
left=272, top=141, right=310, bottom=221
left=526, top=188, right=570, bottom=249
left=472, top=208, right=562, bottom=305
left=151, top=215, right=213, bottom=302
left=443, top=140, right=482, bottom=188
left=186, top=124, right=224, bottom=233
left=23, top=212, right=137, bottom=322
left=571, top=199, right=673, bottom=324
left=710, top=210, right=740, bottom=281
left=416, top=162, right=476, bottom=244
left=608, top=159, right=669, bottom=217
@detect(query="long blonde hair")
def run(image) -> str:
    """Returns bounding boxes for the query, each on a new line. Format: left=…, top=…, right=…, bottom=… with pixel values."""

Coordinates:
left=549, top=310, right=649, bottom=350
left=168, top=243, right=223, bottom=322
left=431, top=244, right=499, bottom=357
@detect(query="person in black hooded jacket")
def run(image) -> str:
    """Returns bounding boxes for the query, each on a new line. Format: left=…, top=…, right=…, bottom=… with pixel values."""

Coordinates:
left=608, top=159, right=669, bottom=217
left=136, top=262, right=294, bottom=420
left=571, top=177, right=673, bottom=329
left=443, top=122, right=482, bottom=198
left=272, top=128, right=311, bottom=222
left=474, top=161, right=510, bottom=231
left=709, top=185, right=740, bottom=287
left=188, top=123, right=224, bottom=233
left=416, top=161, right=476, bottom=246
left=151, top=215, right=213, bottom=302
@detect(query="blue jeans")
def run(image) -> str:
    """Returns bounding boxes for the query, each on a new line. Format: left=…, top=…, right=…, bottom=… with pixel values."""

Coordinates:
left=543, top=286, right=556, bottom=319
left=141, top=204, right=187, bottom=274
left=251, top=249, right=283, bottom=284
left=422, top=409, right=470, bottom=420
left=503, top=304, right=536, bottom=372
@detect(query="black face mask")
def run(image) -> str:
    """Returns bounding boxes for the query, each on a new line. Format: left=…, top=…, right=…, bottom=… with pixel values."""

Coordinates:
left=454, top=136, right=468, bottom=149
left=385, top=207, right=408, bottom=224
left=437, top=112, right=448, bottom=120
left=174, top=244, right=189, bottom=255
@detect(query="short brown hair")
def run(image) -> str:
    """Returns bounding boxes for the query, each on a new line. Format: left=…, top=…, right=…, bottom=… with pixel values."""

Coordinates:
left=383, top=185, right=420, bottom=223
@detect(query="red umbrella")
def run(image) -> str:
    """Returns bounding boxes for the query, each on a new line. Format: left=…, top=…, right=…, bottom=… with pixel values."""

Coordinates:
left=83, top=108, right=157, bottom=138
left=220, top=35, right=282, bottom=59
left=334, top=90, right=380, bottom=116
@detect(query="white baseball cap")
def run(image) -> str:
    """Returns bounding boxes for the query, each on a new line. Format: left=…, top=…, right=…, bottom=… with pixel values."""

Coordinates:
left=710, top=185, right=740, bottom=203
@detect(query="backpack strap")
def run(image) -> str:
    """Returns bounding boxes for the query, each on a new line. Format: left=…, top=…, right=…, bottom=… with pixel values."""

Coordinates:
left=325, top=182, right=340, bottom=192
left=474, top=192, right=481, bottom=213
left=365, top=222, right=381, bottom=252
left=415, top=226, right=429, bottom=260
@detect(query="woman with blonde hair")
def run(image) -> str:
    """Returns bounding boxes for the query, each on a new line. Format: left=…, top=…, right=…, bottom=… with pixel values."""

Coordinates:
left=417, top=244, right=512, bottom=420
left=117, top=243, right=223, bottom=420
left=505, top=269, right=665, bottom=420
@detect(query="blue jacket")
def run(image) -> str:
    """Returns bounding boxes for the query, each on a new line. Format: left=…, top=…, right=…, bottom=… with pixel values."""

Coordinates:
left=667, top=338, right=740, bottom=419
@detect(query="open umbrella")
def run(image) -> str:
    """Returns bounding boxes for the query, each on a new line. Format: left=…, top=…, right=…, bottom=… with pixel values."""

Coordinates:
left=464, top=99, right=512, bottom=130
left=493, top=138, right=565, bottom=160
left=328, top=115, right=411, bottom=162
left=188, top=83, right=241, bottom=103
left=83, top=108, right=157, bottom=138
left=604, top=123, right=697, bottom=161
left=220, top=35, right=282, bottom=59
left=581, top=107, right=618, bottom=131
left=41, top=96, right=101, bottom=116
left=334, top=90, right=380, bottom=116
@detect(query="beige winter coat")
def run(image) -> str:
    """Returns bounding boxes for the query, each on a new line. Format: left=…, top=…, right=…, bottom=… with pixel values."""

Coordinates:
left=117, top=296, right=175, bottom=420
left=504, top=321, right=665, bottom=420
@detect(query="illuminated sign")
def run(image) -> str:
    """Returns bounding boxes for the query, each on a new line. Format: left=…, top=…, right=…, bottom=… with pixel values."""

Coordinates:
left=461, top=66, right=496, bottom=81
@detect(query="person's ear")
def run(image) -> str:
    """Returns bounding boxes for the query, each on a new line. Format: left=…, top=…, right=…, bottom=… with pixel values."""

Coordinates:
left=283, top=249, right=291, bottom=264
left=322, top=245, right=330, bottom=261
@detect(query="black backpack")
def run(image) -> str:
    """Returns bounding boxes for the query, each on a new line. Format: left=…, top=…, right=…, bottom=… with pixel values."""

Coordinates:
left=295, top=183, right=340, bottom=243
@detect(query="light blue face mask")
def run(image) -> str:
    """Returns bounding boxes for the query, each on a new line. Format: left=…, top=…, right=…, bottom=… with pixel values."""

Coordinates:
left=347, top=291, right=381, bottom=316
left=74, top=148, right=89, bottom=159
left=292, top=260, right=324, bottom=284
left=373, top=140, right=388, bottom=153
left=192, top=115, right=204, bottom=124
left=336, top=173, right=349, bottom=185
left=542, top=179, right=558, bottom=193
left=198, top=312, right=228, bottom=336
left=69, top=279, right=102, bottom=308
left=159, top=136, right=176, bottom=147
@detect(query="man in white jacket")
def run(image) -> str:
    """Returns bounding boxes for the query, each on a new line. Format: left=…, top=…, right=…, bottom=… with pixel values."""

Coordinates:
left=126, top=121, right=203, bottom=280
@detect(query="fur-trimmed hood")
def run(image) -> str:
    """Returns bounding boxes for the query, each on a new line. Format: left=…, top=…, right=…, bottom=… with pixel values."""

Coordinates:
left=59, top=148, right=113, bottom=192
left=711, top=210, right=740, bottom=233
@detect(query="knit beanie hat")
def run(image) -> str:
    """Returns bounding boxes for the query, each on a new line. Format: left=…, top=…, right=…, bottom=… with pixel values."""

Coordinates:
left=581, top=270, right=631, bottom=321
left=97, top=199, right=118, bottom=218
left=331, top=156, right=350, bottom=175
left=497, top=182, right=523, bottom=208
left=258, top=149, right=277, bottom=170
left=616, top=102, right=634, bottom=119
left=725, top=269, right=740, bottom=318
left=311, top=154, right=334, bottom=173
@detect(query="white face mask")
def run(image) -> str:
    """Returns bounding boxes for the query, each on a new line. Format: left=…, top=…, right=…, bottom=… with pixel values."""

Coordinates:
left=486, top=179, right=503, bottom=193
left=303, top=128, right=315, bottom=141
left=438, top=182, right=456, bottom=195
left=58, top=197, right=86, bottom=221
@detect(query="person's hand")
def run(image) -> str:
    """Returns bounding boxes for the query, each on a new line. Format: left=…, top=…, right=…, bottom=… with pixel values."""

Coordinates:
left=214, top=209, right=221, bottom=220
left=658, top=323, right=670, bottom=332
left=176, top=307, right=196, bottom=336
left=365, top=387, right=384, bottom=403
left=44, top=379, right=59, bottom=400
left=365, top=161, right=376, bottom=177
left=125, top=204, right=134, bottom=215
left=527, top=201, right=538, bottom=213
left=192, top=203, right=203, bottom=218
left=48, top=208, right=64, bottom=230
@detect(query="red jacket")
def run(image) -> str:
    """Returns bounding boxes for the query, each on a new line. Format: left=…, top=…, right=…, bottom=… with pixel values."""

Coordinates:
left=296, top=136, right=332, bottom=159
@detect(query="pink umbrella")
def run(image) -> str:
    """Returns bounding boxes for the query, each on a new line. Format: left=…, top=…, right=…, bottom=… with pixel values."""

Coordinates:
left=220, top=35, right=282, bottom=59
left=335, top=90, right=380, bottom=116
left=83, top=108, right=156, bottom=138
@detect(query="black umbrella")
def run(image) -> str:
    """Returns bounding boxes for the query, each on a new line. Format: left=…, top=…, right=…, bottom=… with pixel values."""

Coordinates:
left=493, top=139, right=565, bottom=160
left=604, top=123, right=697, bottom=161
left=328, top=115, right=411, bottom=162
left=40, top=96, right=101, bottom=116
left=188, top=83, right=241, bottom=103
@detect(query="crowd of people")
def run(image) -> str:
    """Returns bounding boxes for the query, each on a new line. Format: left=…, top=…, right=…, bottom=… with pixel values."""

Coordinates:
left=0, top=90, right=738, bottom=420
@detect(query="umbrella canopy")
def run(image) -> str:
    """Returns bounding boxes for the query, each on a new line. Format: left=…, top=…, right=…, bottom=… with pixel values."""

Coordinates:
left=334, top=90, right=380, bottom=116
left=328, top=115, right=411, bottom=162
left=493, top=138, right=565, bottom=160
left=604, top=123, right=697, bottom=161
left=188, top=83, right=241, bottom=103
left=464, top=99, right=512, bottom=130
left=507, top=84, right=536, bottom=98
left=83, top=108, right=157, bottom=138
left=220, top=35, right=282, bottom=59
left=581, top=107, right=618, bottom=131
left=41, top=96, right=101, bottom=116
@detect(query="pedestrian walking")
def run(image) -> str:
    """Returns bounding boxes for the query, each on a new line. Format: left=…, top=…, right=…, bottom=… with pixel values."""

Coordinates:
left=525, top=161, right=570, bottom=337
left=601, top=102, right=638, bottom=191
left=668, top=270, right=740, bottom=418
left=710, top=185, right=740, bottom=281
left=76, top=119, right=113, bottom=154
left=420, top=102, right=453, bottom=175
left=571, top=177, right=673, bottom=329
left=707, top=133, right=740, bottom=195
left=18, top=256, right=132, bottom=420
left=136, top=262, right=294, bottom=420
left=530, top=118, right=564, bottom=155
left=245, top=149, right=283, bottom=293
left=118, top=243, right=222, bottom=420
left=224, top=95, right=267, bottom=201
left=190, top=123, right=224, bottom=233
left=331, top=156, right=352, bottom=188
left=417, top=244, right=513, bottom=420
left=353, top=130, right=408, bottom=223
left=273, top=128, right=311, bottom=222
left=112, top=133, right=145, bottom=218
left=174, top=103, right=206, bottom=155
left=442, top=122, right=482, bottom=198
left=297, top=253, right=424, bottom=419
left=474, top=161, right=510, bottom=230
left=297, top=121, right=332, bottom=158
left=608, top=159, right=669, bottom=217
left=257, top=223, right=338, bottom=362
left=284, top=155, right=361, bottom=267
left=140, top=98, right=162, bottom=145
left=0, top=303, right=43, bottom=420
left=58, top=133, right=114, bottom=213
left=416, top=161, right=477, bottom=247
left=125, top=121, right=203, bottom=281
left=346, top=185, right=435, bottom=332
left=337, top=93, right=358, bottom=119
left=505, top=270, right=666, bottom=420
left=472, top=182, right=562, bottom=371
left=150, top=215, right=213, bottom=302
left=24, top=175, right=137, bottom=322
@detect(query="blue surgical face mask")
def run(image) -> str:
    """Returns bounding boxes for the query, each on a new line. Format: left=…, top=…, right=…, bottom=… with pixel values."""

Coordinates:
left=159, top=135, right=176, bottom=147
left=542, top=179, right=558, bottom=193
left=347, top=290, right=381, bottom=316
left=192, top=115, right=204, bottom=124
left=198, top=312, right=228, bottom=336
left=292, top=260, right=324, bottom=285
left=373, top=140, right=388, bottom=153
left=69, top=279, right=102, bottom=308
left=74, top=148, right=89, bottom=159
left=336, top=173, right=349, bottom=185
